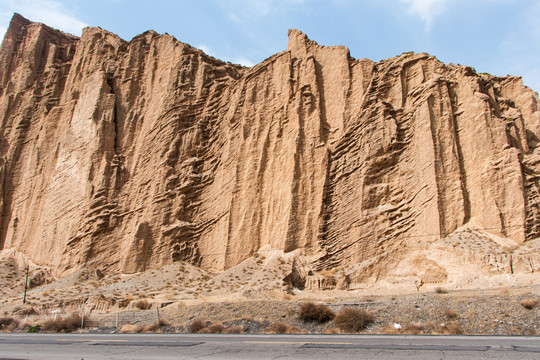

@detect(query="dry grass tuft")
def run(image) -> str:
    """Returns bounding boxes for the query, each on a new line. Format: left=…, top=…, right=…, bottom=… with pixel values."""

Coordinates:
left=521, top=299, right=537, bottom=310
left=120, top=324, right=143, bottom=333
left=267, top=323, right=308, bottom=334
left=298, top=302, right=335, bottom=323
left=323, top=327, right=341, bottom=334
left=189, top=319, right=206, bottom=333
left=334, top=307, right=374, bottom=332
left=42, top=314, right=82, bottom=333
left=443, top=310, right=459, bottom=319
left=402, top=323, right=424, bottom=335
left=439, top=322, right=463, bottom=335
left=0, top=317, right=19, bottom=332
left=285, top=325, right=308, bottom=334
left=379, top=324, right=400, bottom=334
left=199, top=323, right=225, bottom=333
left=224, top=325, right=244, bottom=334
left=134, top=299, right=152, bottom=310
left=143, top=319, right=170, bottom=332
left=269, top=322, right=288, bottom=334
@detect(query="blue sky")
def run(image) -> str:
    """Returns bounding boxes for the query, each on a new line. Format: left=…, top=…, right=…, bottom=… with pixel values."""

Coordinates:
left=0, top=0, right=539, bottom=93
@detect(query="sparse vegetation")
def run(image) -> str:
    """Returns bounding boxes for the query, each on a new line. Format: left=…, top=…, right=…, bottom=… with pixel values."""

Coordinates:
left=298, top=302, right=335, bottom=323
left=439, top=322, right=463, bottom=335
left=134, top=299, right=152, bottom=310
left=402, top=323, right=423, bottom=334
left=269, top=322, right=288, bottom=334
left=28, top=324, right=41, bottom=333
left=142, top=319, right=170, bottom=332
left=323, top=327, right=341, bottom=334
left=379, top=324, right=401, bottom=334
left=189, top=319, right=206, bottom=333
left=521, top=299, right=537, bottom=310
left=120, top=324, right=143, bottom=333
left=0, top=317, right=19, bottom=332
left=224, top=325, right=244, bottom=334
left=42, top=314, right=82, bottom=333
left=285, top=325, right=308, bottom=334
left=200, top=323, right=225, bottom=333
left=334, top=307, right=374, bottom=332
left=0, top=252, right=538, bottom=337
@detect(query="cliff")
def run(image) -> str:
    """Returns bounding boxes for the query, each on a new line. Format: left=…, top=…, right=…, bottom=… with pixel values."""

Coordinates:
left=0, top=14, right=538, bottom=288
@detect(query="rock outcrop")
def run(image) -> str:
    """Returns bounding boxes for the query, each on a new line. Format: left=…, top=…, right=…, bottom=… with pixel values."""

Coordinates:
left=0, top=14, right=538, bottom=286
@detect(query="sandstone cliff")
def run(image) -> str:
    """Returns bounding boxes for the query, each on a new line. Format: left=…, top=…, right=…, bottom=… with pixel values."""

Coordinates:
left=0, top=14, right=538, bottom=288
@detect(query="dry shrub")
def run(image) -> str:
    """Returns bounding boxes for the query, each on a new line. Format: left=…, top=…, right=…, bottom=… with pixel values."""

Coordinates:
left=298, top=302, right=335, bottom=323
left=134, top=300, right=152, bottom=310
left=323, top=327, right=341, bottom=334
left=334, top=307, right=374, bottom=332
left=142, top=323, right=159, bottom=332
left=269, top=324, right=308, bottom=334
left=521, top=299, right=537, bottom=310
left=42, top=314, right=82, bottom=333
left=443, top=310, right=458, bottom=319
left=402, top=324, right=424, bottom=335
left=286, top=325, right=309, bottom=334
left=294, top=326, right=311, bottom=334
left=120, top=324, right=143, bottom=333
left=143, top=319, right=170, bottom=332
left=379, top=324, right=400, bottom=334
left=224, top=325, right=244, bottom=334
left=189, top=319, right=206, bottom=333
left=269, top=322, right=288, bottom=334
left=0, top=317, right=19, bottom=332
left=199, top=323, right=225, bottom=333
left=439, top=322, right=463, bottom=335
left=435, top=287, right=449, bottom=294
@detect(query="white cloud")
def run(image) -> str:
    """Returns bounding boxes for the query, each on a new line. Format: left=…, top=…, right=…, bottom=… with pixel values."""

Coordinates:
left=0, top=0, right=87, bottom=37
left=400, top=0, right=449, bottom=29
left=232, top=56, right=255, bottom=67
left=197, top=43, right=254, bottom=67
left=494, top=1, right=540, bottom=92
left=197, top=44, right=214, bottom=56
left=0, top=25, right=6, bottom=41
left=215, top=0, right=307, bottom=22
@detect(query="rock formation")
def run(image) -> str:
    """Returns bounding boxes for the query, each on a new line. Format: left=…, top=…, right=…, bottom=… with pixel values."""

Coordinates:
left=0, top=14, right=538, bottom=288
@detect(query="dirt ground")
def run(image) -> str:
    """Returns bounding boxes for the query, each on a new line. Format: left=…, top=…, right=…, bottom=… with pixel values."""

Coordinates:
left=0, top=256, right=538, bottom=335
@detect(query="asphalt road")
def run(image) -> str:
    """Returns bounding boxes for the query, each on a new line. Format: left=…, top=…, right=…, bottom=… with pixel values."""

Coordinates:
left=0, top=333, right=539, bottom=360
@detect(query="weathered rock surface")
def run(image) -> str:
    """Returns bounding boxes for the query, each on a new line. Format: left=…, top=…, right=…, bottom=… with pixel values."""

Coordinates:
left=0, top=14, right=538, bottom=288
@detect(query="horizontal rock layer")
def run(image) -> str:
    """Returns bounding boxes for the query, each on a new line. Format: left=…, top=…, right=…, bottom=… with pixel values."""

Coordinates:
left=0, top=14, right=538, bottom=278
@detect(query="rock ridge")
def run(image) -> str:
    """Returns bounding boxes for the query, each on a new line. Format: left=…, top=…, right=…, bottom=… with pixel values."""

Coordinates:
left=0, top=14, right=538, bottom=289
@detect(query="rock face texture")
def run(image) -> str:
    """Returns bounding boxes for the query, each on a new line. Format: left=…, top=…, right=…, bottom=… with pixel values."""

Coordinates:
left=0, top=14, right=539, bottom=286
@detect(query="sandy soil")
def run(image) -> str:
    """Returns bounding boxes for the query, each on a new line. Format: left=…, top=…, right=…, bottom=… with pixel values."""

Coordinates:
left=0, top=252, right=538, bottom=335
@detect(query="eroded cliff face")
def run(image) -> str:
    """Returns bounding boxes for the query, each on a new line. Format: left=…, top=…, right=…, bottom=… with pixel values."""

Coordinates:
left=0, top=14, right=538, bottom=283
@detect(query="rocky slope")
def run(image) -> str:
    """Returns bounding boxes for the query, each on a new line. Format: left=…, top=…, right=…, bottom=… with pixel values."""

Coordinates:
left=0, top=14, right=538, bottom=291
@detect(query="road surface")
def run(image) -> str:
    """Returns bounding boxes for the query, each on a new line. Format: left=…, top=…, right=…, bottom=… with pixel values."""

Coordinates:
left=0, top=333, right=539, bottom=359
